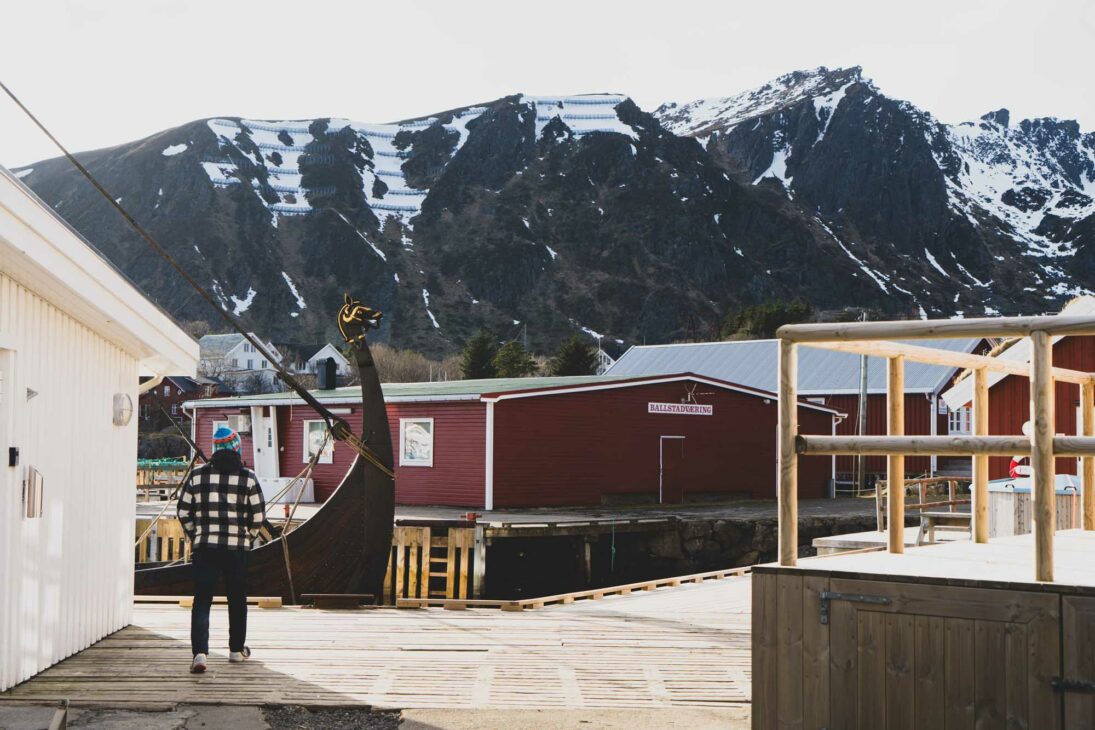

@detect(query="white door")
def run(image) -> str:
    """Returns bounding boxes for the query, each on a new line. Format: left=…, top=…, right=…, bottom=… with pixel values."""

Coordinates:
left=249, top=406, right=280, bottom=480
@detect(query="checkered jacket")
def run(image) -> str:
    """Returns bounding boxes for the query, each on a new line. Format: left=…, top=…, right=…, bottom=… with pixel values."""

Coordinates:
left=177, top=453, right=266, bottom=550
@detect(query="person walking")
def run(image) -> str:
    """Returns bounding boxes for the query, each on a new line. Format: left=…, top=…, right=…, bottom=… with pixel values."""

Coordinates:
left=177, top=425, right=266, bottom=674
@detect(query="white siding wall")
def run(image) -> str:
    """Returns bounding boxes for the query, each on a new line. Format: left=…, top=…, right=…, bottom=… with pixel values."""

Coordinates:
left=0, top=271, right=138, bottom=691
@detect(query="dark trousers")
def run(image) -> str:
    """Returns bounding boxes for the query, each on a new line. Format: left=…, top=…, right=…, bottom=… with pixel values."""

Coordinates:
left=190, top=547, right=249, bottom=656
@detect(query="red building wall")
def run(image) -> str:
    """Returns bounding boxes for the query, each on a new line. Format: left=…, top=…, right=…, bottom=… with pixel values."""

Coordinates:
left=822, top=393, right=940, bottom=476
left=491, top=380, right=835, bottom=507
left=987, top=335, right=1095, bottom=479
left=195, top=401, right=486, bottom=505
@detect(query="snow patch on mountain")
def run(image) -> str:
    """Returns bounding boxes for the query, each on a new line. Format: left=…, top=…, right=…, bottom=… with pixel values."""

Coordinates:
left=655, top=66, right=865, bottom=139
left=817, top=219, right=888, bottom=293
left=522, top=94, right=638, bottom=141
left=230, top=287, right=256, bottom=316
left=934, top=116, right=1095, bottom=258
left=162, top=143, right=188, bottom=157
left=753, top=143, right=792, bottom=189
left=281, top=272, right=306, bottom=310
left=203, top=107, right=489, bottom=225
left=422, top=288, right=440, bottom=329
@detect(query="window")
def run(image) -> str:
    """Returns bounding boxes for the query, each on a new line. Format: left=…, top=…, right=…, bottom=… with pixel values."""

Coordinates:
left=247, top=359, right=254, bottom=369
left=948, top=405, right=972, bottom=435
left=261, top=360, right=267, bottom=369
left=164, top=385, right=170, bottom=396
left=171, top=404, right=178, bottom=416
left=303, top=420, right=334, bottom=464
left=399, top=418, right=434, bottom=467
left=142, top=404, right=150, bottom=419
left=231, top=358, right=239, bottom=368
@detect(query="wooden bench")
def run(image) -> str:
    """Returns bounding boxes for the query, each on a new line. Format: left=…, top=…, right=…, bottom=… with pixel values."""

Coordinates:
left=301, top=593, right=376, bottom=610
left=916, top=511, right=972, bottom=546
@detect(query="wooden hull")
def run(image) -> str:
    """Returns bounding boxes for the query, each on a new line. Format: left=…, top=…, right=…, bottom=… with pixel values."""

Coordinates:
left=136, top=333, right=396, bottom=603
left=135, top=455, right=372, bottom=601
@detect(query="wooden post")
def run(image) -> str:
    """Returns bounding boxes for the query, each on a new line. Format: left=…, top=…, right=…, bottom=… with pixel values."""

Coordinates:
left=973, top=368, right=990, bottom=543
left=472, top=525, right=487, bottom=598
left=1030, top=330, right=1055, bottom=582
left=778, top=339, right=798, bottom=566
left=887, top=356, right=905, bottom=553
left=1084, top=381, right=1095, bottom=531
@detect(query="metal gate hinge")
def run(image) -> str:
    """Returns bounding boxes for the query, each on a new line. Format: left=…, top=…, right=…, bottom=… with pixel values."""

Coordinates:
left=819, top=590, right=892, bottom=624
left=1051, top=677, right=1095, bottom=694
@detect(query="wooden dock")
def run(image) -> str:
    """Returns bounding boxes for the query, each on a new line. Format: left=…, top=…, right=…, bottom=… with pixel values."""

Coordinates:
left=0, top=576, right=752, bottom=710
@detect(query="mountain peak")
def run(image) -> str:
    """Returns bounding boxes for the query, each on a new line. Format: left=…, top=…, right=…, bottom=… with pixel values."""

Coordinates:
left=655, top=65, right=871, bottom=138
left=980, top=108, right=1010, bottom=127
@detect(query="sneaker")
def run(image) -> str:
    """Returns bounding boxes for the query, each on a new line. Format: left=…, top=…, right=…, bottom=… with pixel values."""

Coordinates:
left=190, top=653, right=207, bottom=674
left=228, top=646, right=251, bottom=663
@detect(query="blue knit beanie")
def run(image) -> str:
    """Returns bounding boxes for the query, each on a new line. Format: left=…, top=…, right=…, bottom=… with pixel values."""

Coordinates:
left=212, top=425, right=242, bottom=453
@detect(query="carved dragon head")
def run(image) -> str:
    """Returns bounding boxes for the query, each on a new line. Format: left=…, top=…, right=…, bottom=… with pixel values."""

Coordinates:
left=338, top=293, right=383, bottom=347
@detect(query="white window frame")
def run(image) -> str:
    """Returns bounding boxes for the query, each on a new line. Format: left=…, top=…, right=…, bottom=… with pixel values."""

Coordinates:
left=303, top=419, right=334, bottom=464
left=399, top=417, right=435, bottom=467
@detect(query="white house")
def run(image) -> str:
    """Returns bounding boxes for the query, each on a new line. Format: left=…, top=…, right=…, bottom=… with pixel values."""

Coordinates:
left=274, top=342, right=352, bottom=377
left=0, top=167, right=197, bottom=691
left=198, top=332, right=282, bottom=389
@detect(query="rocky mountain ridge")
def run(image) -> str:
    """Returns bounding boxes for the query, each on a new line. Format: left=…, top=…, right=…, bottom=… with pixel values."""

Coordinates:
left=11, top=67, right=1095, bottom=355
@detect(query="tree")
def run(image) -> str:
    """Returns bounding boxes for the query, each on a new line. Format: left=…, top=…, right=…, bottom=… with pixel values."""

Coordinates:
left=461, top=330, right=498, bottom=379
left=182, top=319, right=212, bottom=340
left=720, top=300, right=813, bottom=340
left=550, top=335, right=598, bottom=376
left=492, top=341, right=537, bottom=378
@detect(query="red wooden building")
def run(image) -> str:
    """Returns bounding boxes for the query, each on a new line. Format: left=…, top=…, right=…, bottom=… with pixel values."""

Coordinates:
left=185, top=373, right=842, bottom=507
left=607, top=338, right=989, bottom=480
left=943, top=305, right=1095, bottom=479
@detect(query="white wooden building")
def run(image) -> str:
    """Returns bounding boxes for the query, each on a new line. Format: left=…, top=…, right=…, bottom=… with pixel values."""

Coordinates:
left=0, top=167, right=197, bottom=691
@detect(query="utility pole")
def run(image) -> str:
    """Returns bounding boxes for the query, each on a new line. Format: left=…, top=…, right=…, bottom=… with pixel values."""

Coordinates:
left=855, top=311, right=869, bottom=496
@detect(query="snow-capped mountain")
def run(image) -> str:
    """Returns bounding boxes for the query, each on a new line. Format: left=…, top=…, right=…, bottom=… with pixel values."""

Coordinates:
left=10, top=70, right=1095, bottom=354
left=657, top=66, right=1095, bottom=316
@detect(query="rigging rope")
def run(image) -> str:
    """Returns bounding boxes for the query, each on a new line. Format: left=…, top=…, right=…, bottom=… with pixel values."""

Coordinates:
left=0, top=79, right=393, bottom=479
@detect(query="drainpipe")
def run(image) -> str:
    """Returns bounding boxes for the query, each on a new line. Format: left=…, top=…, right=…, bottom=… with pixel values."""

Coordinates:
left=929, top=393, right=938, bottom=476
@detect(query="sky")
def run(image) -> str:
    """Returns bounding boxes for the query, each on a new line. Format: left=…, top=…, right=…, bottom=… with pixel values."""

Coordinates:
left=3, top=0, right=1094, bottom=168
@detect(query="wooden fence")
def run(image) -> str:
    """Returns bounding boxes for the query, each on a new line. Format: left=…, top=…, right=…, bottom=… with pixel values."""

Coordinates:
left=137, top=520, right=483, bottom=605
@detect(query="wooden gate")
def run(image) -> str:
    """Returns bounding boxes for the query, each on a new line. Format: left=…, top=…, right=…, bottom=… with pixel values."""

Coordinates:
left=754, top=571, right=1062, bottom=729
left=1063, top=596, right=1095, bottom=730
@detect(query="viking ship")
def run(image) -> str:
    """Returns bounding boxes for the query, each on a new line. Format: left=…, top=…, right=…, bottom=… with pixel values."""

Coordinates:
left=135, top=296, right=396, bottom=602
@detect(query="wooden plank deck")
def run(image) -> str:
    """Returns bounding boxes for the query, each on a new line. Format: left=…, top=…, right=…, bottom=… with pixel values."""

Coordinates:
left=0, top=576, right=752, bottom=710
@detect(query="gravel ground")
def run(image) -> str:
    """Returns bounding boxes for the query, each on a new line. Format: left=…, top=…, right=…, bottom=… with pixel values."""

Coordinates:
left=262, top=706, right=401, bottom=729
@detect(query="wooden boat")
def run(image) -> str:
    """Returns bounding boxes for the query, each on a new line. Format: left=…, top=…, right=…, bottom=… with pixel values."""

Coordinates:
left=135, top=296, right=395, bottom=603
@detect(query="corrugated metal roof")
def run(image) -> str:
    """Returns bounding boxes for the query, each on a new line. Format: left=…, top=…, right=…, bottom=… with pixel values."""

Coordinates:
left=198, top=333, right=246, bottom=358
left=606, top=338, right=982, bottom=395
left=188, top=375, right=621, bottom=407
left=184, top=372, right=842, bottom=414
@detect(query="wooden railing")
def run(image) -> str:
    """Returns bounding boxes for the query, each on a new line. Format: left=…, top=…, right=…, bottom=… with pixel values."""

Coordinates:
left=874, top=476, right=971, bottom=531
left=778, top=312, right=1095, bottom=583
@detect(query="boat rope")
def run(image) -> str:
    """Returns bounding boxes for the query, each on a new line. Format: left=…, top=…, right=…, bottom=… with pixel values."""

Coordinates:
left=277, top=432, right=329, bottom=605
left=0, top=79, right=393, bottom=479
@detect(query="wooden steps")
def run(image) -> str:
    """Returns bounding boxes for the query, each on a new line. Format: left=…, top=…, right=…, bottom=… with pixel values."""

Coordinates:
left=384, top=524, right=481, bottom=604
